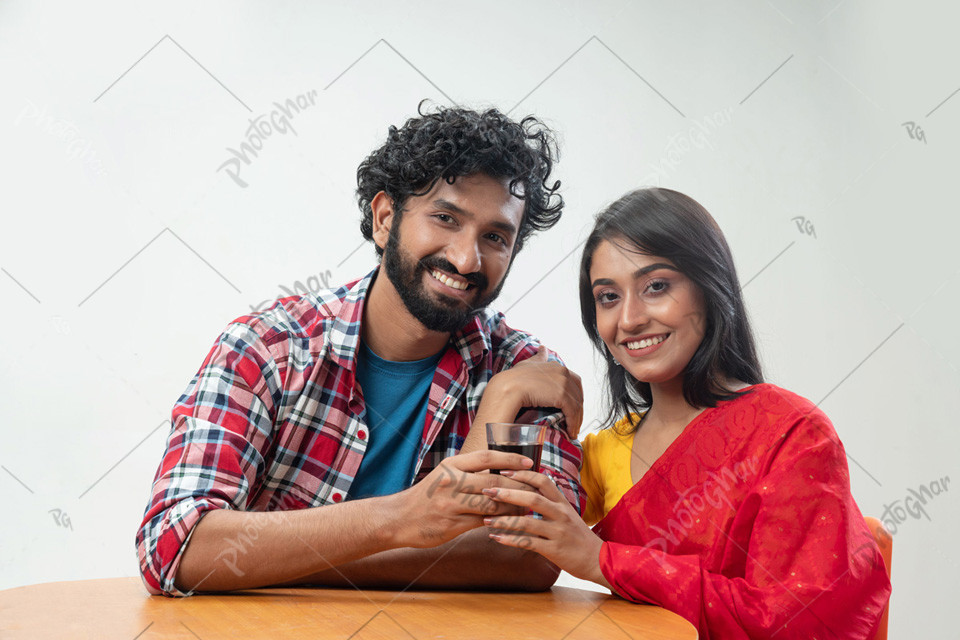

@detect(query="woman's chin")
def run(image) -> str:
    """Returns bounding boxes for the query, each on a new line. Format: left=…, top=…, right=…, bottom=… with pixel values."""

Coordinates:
left=626, top=369, right=684, bottom=388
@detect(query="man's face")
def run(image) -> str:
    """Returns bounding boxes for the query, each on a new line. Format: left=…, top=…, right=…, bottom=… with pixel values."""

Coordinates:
left=380, top=173, right=525, bottom=333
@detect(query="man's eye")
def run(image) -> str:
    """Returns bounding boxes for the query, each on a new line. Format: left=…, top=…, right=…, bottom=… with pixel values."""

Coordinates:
left=486, top=233, right=507, bottom=246
left=434, top=213, right=454, bottom=223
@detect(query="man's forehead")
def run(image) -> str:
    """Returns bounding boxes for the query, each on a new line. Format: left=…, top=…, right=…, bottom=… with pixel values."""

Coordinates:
left=427, top=174, right=523, bottom=218
left=426, top=173, right=513, bottom=194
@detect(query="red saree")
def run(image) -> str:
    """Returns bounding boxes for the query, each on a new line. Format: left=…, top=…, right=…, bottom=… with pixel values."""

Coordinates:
left=593, top=384, right=891, bottom=639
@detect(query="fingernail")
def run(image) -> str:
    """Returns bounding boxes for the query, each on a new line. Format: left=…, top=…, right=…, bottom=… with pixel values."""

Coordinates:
left=489, top=533, right=501, bottom=542
left=482, top=488, right=499, bottom=497
left=521, top=457, right=533, bottom=467
left=500, top=470, right=515, bottom=477
left=483, top=517, right=493, bottom=526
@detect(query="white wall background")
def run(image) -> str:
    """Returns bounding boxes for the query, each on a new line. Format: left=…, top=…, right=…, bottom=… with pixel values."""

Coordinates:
left=1, top=1, right=957, bottom=637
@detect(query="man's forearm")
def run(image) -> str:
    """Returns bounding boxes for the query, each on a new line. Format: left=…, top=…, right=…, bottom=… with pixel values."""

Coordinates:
left=286, top=527, right=559, bottom=591
left=174, top=493, right=401, bottom=593
left=172, top=450, right=548, bottom=594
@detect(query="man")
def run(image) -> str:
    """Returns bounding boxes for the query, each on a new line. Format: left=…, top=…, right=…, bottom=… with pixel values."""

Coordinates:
left=136, top=105, right=584, bottom=597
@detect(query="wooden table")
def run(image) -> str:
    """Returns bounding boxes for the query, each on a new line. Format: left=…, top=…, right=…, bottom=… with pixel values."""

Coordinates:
left=1, top=577, right=698, bottom=639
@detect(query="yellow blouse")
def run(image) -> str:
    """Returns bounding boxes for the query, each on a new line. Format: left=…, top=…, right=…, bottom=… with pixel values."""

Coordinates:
left=580, top=413, right=644, bottom=526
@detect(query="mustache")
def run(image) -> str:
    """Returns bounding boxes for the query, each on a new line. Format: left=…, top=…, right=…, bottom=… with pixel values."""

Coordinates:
left=419, top=256, right=488, bottom=290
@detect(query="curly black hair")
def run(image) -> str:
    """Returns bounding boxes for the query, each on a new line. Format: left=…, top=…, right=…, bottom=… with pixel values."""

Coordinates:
left=357, top=102, right=563, bottom=256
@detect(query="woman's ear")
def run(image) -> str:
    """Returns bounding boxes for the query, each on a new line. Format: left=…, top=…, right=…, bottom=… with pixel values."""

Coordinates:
left=371, top=192, right=395, bottom=252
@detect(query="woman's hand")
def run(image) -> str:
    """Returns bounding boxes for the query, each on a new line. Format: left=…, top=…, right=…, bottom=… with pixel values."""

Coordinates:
left=482, top=469, right=611, bottom=589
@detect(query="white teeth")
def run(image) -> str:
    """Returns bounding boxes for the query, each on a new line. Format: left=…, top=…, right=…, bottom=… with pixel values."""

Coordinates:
left=626, top=335, right=666, bottom=350
left=431, top=270, right=469, bottom=290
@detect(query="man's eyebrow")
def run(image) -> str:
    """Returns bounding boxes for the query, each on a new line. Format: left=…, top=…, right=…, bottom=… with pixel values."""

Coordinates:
left=591, top=263, right=679, bottom=288
left=433, top=199, right=518, bottom=237
left=433, top=198, right=468, bottom=216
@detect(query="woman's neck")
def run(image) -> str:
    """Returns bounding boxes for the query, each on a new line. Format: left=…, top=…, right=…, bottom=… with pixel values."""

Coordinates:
left=644, top=378, right=703, bottom=434
left=644, top=376, right=751, bottom=433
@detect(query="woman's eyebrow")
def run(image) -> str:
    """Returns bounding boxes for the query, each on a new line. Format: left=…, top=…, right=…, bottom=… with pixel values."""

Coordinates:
left=632, top=263, right=679, bottom=278
left=591, top=263, right=679, bottom=288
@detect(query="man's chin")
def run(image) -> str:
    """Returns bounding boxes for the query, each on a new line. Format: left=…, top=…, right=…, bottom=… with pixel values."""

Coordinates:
left=415, top=309, right=475, bottom=333
left=427, top=286, right=483, bottom=310
left=417, top=299, right=486, bottom=332
left=433, top=294, right=475, bottom=310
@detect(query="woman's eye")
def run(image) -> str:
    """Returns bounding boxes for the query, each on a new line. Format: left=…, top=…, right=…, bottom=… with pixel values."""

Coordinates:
left=645, top=279, right=669, bottom=295
left=595, top=291, right=619, bottom=305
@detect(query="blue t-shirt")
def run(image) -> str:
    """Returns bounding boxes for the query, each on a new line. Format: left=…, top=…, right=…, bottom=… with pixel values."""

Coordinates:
left=349, top=341, right=442, bottom=499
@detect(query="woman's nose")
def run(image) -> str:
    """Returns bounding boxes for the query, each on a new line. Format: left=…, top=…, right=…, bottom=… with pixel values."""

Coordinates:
left=617, top=293, right=649, bottom=333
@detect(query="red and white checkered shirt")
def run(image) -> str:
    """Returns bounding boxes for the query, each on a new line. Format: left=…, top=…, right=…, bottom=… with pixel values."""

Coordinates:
left=136, top=268, right=584, bottom=596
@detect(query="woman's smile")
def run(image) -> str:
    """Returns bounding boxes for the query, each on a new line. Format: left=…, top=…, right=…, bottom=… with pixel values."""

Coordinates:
left=621, top=333, right=670, bottom=356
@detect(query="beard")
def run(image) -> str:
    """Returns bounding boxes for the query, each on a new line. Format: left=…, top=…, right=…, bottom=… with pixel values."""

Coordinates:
left=381, top=222, right=509, bottom=333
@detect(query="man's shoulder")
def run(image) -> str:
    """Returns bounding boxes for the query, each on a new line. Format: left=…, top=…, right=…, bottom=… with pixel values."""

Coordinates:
left=473, top=308, right=527, bottom=345
left=471, top=308, right=563, bottom=367
left=229, top=280, right=357, bottom=349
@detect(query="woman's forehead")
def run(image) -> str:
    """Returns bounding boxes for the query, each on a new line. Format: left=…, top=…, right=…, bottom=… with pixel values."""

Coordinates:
left=591, top=239, right=678, bottom=276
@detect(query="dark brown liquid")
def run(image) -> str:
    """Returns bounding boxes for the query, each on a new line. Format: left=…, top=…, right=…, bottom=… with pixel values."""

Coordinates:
left=489, top=443, right=543, bottom=474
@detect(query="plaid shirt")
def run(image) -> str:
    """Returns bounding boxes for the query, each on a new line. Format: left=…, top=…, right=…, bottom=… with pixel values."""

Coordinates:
left=136, top=268, right=584, bottom=596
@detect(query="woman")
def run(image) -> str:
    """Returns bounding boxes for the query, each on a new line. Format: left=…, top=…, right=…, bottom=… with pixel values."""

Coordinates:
left=482, top=188, right=891, bottom=639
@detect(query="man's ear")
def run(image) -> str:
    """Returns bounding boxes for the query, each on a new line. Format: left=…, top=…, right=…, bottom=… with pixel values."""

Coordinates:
left=371, top=192, right=395, bottom=252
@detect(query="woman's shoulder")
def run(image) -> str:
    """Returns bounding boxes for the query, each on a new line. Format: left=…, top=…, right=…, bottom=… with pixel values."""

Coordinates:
left=731, top=383, right=828, bottom=422
left=728, top=383, right=841, bottom=449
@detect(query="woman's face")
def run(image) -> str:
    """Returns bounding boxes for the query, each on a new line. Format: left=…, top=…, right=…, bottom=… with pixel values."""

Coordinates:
left=589, top=238, right=707, bottom=388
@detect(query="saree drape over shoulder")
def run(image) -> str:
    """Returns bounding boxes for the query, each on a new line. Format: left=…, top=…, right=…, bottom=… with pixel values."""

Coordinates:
left=592, top=384, right=891, bottom=639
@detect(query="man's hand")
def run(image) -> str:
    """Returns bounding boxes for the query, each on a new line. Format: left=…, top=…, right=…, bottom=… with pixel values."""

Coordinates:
left=388, top=450, right=539, bottom=548
left=486, top=346, right=584, bottom=439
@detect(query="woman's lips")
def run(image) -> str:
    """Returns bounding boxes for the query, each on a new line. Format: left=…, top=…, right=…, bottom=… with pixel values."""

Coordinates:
left=622, top=333, right=669, bottom=356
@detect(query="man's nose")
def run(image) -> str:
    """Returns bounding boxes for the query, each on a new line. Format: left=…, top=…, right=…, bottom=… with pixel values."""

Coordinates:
left=445, top=233, right=482, bottom=276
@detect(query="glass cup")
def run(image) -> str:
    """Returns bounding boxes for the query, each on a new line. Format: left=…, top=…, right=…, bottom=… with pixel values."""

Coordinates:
left=485, top=423, right=547, bottom=474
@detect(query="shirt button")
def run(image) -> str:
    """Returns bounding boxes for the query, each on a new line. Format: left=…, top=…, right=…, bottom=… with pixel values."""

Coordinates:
left=332, top=492, right=343, bottom=503
left=358, top=430, right=367, bottom=440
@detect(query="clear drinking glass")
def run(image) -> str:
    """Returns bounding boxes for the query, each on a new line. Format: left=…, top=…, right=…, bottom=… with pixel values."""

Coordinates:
left=485, top=423, right=547, bottom=474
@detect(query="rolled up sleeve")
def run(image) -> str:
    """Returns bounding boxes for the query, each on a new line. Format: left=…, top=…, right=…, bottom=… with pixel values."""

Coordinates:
left=135, top=323, right=280, bottom=596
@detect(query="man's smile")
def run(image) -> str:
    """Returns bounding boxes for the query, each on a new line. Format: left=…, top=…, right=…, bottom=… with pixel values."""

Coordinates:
left=430, top=268, right=472, bottom=291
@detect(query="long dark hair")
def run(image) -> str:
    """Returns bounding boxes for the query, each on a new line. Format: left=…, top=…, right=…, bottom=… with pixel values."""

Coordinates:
left=578, top=188, right=763, bottom=432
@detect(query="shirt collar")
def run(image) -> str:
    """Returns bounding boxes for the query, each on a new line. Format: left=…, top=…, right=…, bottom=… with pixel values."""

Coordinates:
left=326, top=268, right=373, bottom=370
left=327, top=266, right=491, bottom=372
